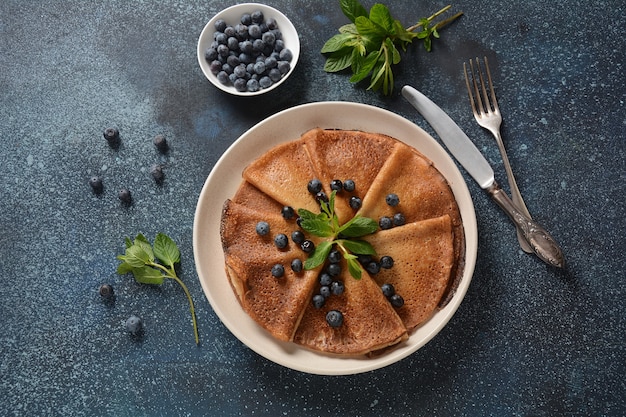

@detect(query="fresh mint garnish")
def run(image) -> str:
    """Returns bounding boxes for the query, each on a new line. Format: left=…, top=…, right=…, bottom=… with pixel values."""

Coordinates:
left=117, top=233, right=200, bottom=345
left=321, top=0, right=463, bottom=95
left=298, top=191, right=378, bottom=279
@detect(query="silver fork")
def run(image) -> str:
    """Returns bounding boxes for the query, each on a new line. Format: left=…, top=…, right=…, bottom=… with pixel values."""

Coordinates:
left=463, top=57, right=533, bottom=253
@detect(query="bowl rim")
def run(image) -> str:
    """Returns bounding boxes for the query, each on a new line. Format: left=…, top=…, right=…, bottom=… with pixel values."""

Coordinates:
left=196, top=3, right=300, bottom=96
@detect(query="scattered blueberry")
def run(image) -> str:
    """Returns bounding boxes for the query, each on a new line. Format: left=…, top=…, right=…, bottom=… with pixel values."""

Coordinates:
left=390, top=293, right=405, bottom=308
left=349, top=196, right=362, bottom=209
left=319, top=272, right=333, bottom=286
left=274, top=233, right=288, bottom=249
left=150, top=164, right=164, bottom=184
left=330, top=179, right=343, bottom=192
left=379, top=216, right=393, bottom=230
left=380, top=255, right=394, bottom=269
left=331, top=280, right=345, bottom=295
left=301, top=240, right=315, bottom=253
left=315, top=191, right=328, bottom=203
left=381, top=283, right=395, bottom=298
left=328, top=249, right=341, bottom=263
left=393, top=212, right=406, bottom=226
left=357, top=254, right=372, bottom=265
left=118, top=188, right=132, bottom=205
left=312, top=294, right=325, bottom=309
left=343, top=179, right=355, bottom=192
left=153, top=134, right=168, bottom=153
left=89, top=176, right=103, bottom=194
left=307, top=178, right=322, bottom=194
left=98, top=284, right=114, bottom=299
left=103, top=127, right=119, bottom=144
left=326, top=310, right=344, bottom=328
left=386, top=193, right=400, bottom=206
left=327, top=263, right=341, bottom=277
left=125, top=315, right=143, bottom=335
left=271, top=264, right=285, bottom=278
left=366, top=261, right=381, bottom=275
left=291, top=230, right=304, bottom=244
left=319, top=285, right=331, bottom=298
left=281, top=206, right=295, bottom=219
left=291, top=258, right=303, bottom=273
left=255, top=221, right=270, bottom=236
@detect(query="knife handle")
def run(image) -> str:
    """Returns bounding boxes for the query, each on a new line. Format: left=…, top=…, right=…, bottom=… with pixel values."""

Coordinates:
left=486, top=182, right=565, bottom=268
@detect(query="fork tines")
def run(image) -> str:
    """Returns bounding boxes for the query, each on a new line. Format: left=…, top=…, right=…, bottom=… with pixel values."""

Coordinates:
left=463, top=56, right=499, bottom=116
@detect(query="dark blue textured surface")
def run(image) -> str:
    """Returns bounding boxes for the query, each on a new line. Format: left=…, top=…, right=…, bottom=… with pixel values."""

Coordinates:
left=1, top=1, right=624, bottom=416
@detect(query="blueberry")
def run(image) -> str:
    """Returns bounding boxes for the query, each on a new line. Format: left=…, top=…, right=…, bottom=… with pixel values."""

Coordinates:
left=381, top=283, right=395, bottom=297
left=217, top=71, right=229, bottom=84
left=214, top=32, right=227, bottom=44
left=379, top=216, right=393, bottom=230
left=331, top=280, right=345, bottom=295
left=150, top=164, right=164, bottom=184
left=233, top=64, right=247, bottom=78
left=214, top=19, right=227, bottom=32
left=343, top=179, right=355, bottom=192
left=386, top=193, right=400, bottom=206
left=118, top=188, right=132, bottom=205
left=204, top=47, right=218, bottom=61
left=291, top=258, right=303, bottom=273
left=259, top=76, right=272, bottom=89
left=380, top=256, right=394, bottom=269
left=307, top=179, right=322, bottom=194
left=277, top=60, right=291, bottom=74
left=328, top=249, right=341, bottom=264
left=224, top=26, right=236, bottom=37
left=327, top=263, right=341, bottom=277
left=248, top=24, right=262, bottom=39
left=366, top=261, right=381, bottom=274
left=246, top=78, right=260, bottom=92
left=274, top=39, right=285, bottom=52
left=255, top=221, right=270, bottom=236
left=349, top=196, right=362, bottom=209
left=262, top=31, right=275, bottom=45
left=235, top=24, right=248, bottom=39
left=274, top=233, right=288, bottom=249
left=315, top=191, right=328, bottom=203
left=390, top=293, right=405, bottom=308
left=253, top=61, right=266, bottom=75
left=271, top=264, right=285, bottom=278
left=252, top=39, right=265, bottom=52
left=301, top=240, right=315, bottom=253
left=125, top=315, right=143, bottom=334
left=251, top=10, right=264, bottom=24
left=291, top=230, right=304, bottom=244
left=234, top=78, right=247, bottom=92
left=264, top=55, right=278, bottom=69
left=217, top=44, right=229, bottom=57
left=281, top=206, right=295, bottom=219
left=103, top=127, right=119, bottom=143
left=240, top=40, right=253, bottom=54
left=312, top=294, right=325, bottom=309
left=209, top=60, right=222, bottom=74
left=98, top=284, right=114, bottom=298
left=279, top=48, right=293, bottom=62
left=153, top=134, right=168, bottom=153
left=319, top=272, right=333, bottom=286
left=330, top=179, right=343, bottom=192
left=357, top=254, right=372, bottom=265
left=240, top=13, right=252, bottom=25
left=266, top=17, right=278, bottom=30
left=268, top=68, right=282, bottom=82
left=89, top=176, right=103, bottom=194
left=227, top=37, right=239, bottom=51
left=393, top=212, right=406, bottom=226
left=326, top=310, right=344, bottom=328
left=320, top=285, right=331, bottom=298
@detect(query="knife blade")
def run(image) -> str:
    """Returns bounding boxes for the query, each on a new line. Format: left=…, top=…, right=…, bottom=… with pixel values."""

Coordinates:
left=401, top=85, right=565, bottom=268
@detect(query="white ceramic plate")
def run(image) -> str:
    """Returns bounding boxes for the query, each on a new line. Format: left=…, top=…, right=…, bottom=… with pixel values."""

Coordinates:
left=193, top=102, right=477, bottom=375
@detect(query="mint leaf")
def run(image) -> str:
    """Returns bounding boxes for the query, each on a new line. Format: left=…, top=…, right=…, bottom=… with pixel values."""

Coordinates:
left=339, top=239, right=376, bottom=256
left=340, top=0, right=368, bottom=23
left=154, top=232, right=180, bottom=267
left=321, top=33, right=355, bottom=53
left=338, top=215, right=378, bottom=237
left=132, top=265, right=165, bottom=285
left=347, top=256, right=363, bottom=279
left=300, top=217, right=334, bottom=237
left=324, top=50, right=354, bottom=72
left=369, top=3, right=394, bottom=32
left=304, top=241, right=333, bottom=270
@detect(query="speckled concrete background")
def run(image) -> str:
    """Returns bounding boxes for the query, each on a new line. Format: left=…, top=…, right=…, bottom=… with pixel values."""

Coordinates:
left=1, top=0, right=624, bottom=416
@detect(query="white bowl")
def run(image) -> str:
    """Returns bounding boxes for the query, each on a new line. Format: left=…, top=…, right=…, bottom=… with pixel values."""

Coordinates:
left=197, top=3, right=300, bottom=96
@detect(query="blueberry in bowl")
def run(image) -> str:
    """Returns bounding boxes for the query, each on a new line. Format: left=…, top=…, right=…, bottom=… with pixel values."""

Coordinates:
left=197, top=3, right=300, bottom=96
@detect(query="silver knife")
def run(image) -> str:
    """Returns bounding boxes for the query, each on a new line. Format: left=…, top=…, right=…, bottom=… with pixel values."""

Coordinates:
left=402, top=85, right=565, bottom=268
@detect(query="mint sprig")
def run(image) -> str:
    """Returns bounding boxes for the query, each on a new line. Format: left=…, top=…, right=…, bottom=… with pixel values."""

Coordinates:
left=117, top=233, right=200, bottom=345
left=321, top=0, right=463, bottom=95
left=298, top=191, right=378, bottom=279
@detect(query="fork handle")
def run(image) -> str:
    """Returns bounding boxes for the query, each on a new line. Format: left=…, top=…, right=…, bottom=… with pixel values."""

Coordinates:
left=492, top=130, right=534, bottom=253
left=486, top=181, right=565, bottom=268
